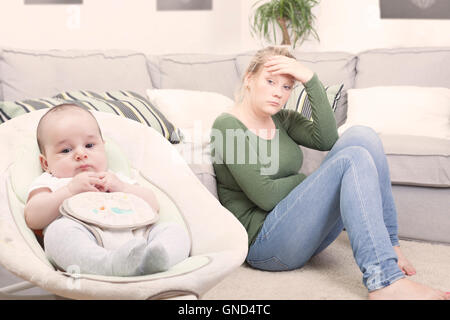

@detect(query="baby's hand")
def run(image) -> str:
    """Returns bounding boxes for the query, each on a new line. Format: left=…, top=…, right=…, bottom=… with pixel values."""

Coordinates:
left=67, top=172, right=103, bottom=195
left=96, top=172, right=125, bottom=193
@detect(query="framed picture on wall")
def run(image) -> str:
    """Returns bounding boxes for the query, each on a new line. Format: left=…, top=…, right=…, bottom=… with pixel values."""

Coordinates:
left=157, top=0, right=212, bottom=11
left=380, top=0, right=450, bottom=19
left=24, top=0, right=82, bottom=4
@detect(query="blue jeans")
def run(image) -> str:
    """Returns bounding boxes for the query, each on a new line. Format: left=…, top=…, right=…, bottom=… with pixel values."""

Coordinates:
left=246, top=125, right=406, bottom=292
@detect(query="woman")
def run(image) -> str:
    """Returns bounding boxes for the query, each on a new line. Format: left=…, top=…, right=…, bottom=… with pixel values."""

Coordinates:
left=211, top=46, right=449, bottom=299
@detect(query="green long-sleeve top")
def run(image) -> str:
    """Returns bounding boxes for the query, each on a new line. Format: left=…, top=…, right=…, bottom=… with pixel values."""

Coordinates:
left=211, top=73, right=339, bottom=246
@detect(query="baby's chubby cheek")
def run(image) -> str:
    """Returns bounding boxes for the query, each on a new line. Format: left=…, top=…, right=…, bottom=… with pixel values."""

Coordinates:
left=98, top=155, right=109, bottom=172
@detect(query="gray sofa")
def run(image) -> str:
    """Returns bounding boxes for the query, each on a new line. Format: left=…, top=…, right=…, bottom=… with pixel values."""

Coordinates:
left=0, top=47, right=449, bottom=295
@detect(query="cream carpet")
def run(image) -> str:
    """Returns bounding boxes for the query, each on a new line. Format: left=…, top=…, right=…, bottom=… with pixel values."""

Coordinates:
left=202, top=232, right=450, bottom=300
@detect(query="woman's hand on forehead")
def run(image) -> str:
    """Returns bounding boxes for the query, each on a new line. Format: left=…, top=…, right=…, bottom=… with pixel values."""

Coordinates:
left=264, top=55, right=314, bottom=84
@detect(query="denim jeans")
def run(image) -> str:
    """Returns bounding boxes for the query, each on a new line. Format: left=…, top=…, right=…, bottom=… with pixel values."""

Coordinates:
left=246, top=125, right=406, bottom=292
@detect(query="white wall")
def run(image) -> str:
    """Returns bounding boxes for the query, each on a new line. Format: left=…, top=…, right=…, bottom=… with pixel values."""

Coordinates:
left=0, top=0, right=242, bottom=54
left=243, top=0, right=450, bottom=53
left=0, top=0, right=449, bottom=54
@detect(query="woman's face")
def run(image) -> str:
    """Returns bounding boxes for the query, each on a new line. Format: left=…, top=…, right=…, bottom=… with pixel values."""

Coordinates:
left=246, top=65, right=295, bottom=117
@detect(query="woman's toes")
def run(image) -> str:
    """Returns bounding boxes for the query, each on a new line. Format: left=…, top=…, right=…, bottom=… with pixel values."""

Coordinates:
left=399, top=259, right=416, bottom=276
left=404, top=265, right=416, bottom=276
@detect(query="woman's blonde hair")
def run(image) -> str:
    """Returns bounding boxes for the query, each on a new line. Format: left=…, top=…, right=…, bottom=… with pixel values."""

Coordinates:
left=235, top=46, right=296, bottom=103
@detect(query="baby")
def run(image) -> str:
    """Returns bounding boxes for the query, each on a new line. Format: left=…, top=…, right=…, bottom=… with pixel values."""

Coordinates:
left=24, top=104, right=190, bottom=276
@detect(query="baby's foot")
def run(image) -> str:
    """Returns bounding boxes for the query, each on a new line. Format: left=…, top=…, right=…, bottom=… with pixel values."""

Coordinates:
left=110, top=238, right=147, bottom=276
left=139, top=223, right=191, bottom=275
left=393, top=246, right=416, bottom=276
left=369, top=278, right=449, bottom=300
left=139, top=241, right=172, bottom=274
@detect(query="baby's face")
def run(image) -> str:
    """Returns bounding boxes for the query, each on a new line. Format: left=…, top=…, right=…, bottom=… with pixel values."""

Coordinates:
left=39, top=109, right=108, bottom=178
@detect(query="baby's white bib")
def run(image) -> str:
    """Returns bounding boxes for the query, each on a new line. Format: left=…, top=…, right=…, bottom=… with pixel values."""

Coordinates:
left=60, top=192, right=159, bottom=250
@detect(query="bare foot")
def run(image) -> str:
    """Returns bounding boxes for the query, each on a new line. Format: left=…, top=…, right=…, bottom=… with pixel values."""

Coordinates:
left=369, top=278, right=450, bottom=300
left=393, top=246, right=416, bottom=276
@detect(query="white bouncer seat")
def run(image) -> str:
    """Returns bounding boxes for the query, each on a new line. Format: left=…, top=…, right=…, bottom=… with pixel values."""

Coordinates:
left=0, top=110, right=248, bottom=300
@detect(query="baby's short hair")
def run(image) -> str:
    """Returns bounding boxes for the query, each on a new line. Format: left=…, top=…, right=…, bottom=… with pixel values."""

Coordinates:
left=36, top=103, right=103, bottom=154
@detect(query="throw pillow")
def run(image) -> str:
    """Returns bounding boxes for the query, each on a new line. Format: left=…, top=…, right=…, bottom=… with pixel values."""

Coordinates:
left=0, top=92, right=180, bottom=143
left=0, top=97, right=72, bottom=123
left=54, top=90, right=180, bottom=143
left=284, top=83, right=344, bottom=120
left=339, top=86, right=450, bottom=139
left=146, top=89, right=234, bottom=167
left=146, top=89, right=234, bottom=146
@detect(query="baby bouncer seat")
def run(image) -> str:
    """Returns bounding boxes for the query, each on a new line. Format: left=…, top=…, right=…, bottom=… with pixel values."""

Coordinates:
left=0, top=110, right=248, bottom=299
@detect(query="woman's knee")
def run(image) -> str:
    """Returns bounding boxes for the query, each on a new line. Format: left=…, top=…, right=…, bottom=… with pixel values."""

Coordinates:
left=338, top=146, right=377, bottom=172
left=341, top=125, right=382, bottom=149
left=344, top=125, right=377, bottom=137
left=339, top=146, right=372, bottom=161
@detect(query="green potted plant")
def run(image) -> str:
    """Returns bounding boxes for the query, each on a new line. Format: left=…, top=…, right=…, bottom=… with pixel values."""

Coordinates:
left=250, top=0, right=320, bottom=48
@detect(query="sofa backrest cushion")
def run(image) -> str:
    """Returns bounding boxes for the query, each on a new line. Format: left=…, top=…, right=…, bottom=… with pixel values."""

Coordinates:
left=355, top=47, right=450, bottom=88
left=0, top=48, right=153, bottom=101
left=235, top=51, right=357, bottom=127
left=147, top=54, right=240, bottom=100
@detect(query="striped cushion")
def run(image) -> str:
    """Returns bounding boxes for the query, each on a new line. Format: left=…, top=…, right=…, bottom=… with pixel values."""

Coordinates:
left=0, top=97, right=68, bottom=122
left=0, top=91, right=180, bottom=143
left=284, top=84, right=344, bottom=120
left=55, top=90, right=180, bottom=143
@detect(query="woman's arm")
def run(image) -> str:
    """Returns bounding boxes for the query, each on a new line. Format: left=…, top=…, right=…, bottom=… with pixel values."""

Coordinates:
left=222, top=162, right=305, bottom=211
left=265, top=56, right=339, bottom=150
left=284, top=74, right=339, bottom=150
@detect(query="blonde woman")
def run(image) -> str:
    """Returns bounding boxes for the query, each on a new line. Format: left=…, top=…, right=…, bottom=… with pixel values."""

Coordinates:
left=211, top=46, right=449, bottom=300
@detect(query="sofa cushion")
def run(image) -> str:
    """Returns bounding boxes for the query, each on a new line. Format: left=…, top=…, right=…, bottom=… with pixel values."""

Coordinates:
left=296, top=134, right=450, bottom=188
left=146, top=88, right=233, bottom=147
left=380, top=134, right=450, bottom=188
left=355, top=47, right=450, bottom=88
left=235, top=51, right=357, bottom=127
left=339, top=86, right=450, bottom=140
left=0, top=92, right=180, bottom=143
left=0, top=97, right=75, bottom=124
left=147, top=54, right=240, bottom=99
left=54, top=90, right=180, bottom=143
left=0, top=48, right=153, bottom=101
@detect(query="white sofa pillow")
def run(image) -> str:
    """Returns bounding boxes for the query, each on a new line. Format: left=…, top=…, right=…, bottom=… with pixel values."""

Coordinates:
left=339, top=86, right=450, bottom=139
left=146, top=89, right=233, bottom=145
left=146, top=89, right=233, bottom=170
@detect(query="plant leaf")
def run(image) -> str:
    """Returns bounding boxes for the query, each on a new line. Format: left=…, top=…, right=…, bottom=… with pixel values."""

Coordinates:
left=249, top=0, right=319, bottom=47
